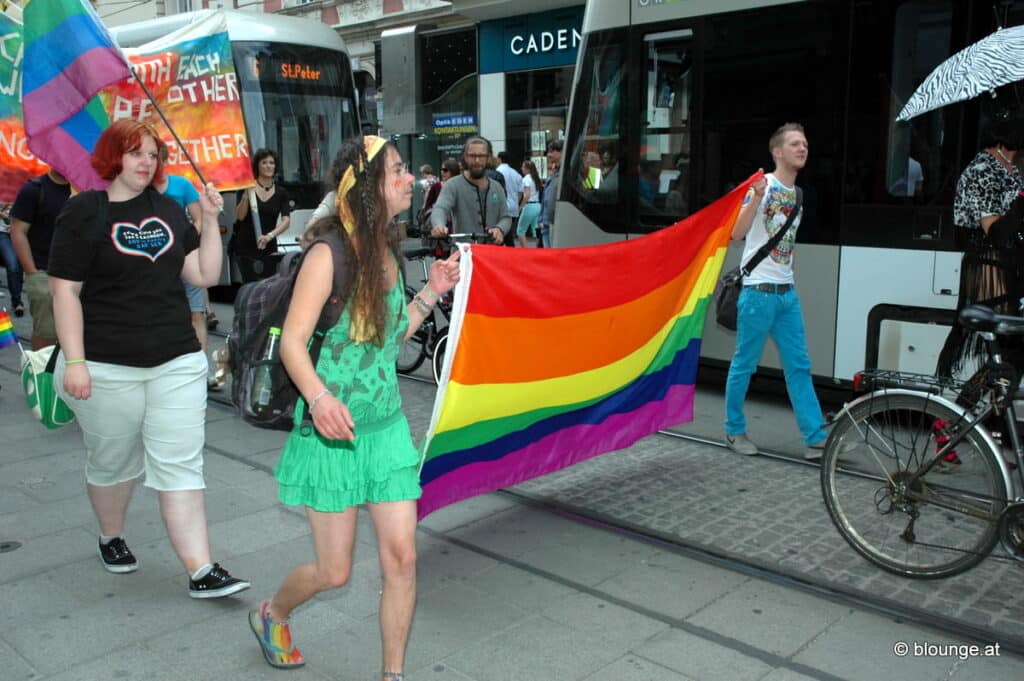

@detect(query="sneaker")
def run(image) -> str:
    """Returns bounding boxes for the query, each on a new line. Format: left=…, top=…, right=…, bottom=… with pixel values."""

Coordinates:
left=98, top=537, right=138, bottom=573
left=725, top=433, right=759, bottom=456
left=805, top=439, right=856, bottom=461
left=13, top=303, right=24, bottom=317
left=249, top=600, right=305, bottom=668
left=188, top=563, right=250, bottom=599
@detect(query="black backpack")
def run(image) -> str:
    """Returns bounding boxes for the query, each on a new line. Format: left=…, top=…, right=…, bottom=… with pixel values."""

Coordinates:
left=228, top=233, right=353, bottom=430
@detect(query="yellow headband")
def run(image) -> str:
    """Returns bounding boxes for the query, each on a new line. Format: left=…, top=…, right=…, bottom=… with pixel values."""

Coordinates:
left=335, top=135, right=388, bottom=234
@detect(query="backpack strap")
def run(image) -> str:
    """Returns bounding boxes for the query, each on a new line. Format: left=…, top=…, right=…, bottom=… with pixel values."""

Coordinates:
left=294, top=231, right=354, bottom=425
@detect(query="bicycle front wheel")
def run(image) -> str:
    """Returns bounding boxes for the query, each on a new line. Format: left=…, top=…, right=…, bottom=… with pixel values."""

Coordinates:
left=431, top=330, right=448, bottom=385
left=821, top=392, right=1007, bottom=579
left=397, top=286, right=429, bottom=374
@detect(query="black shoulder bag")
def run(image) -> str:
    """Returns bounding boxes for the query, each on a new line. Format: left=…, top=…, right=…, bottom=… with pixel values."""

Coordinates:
left=714, top=187, right=803, bottom=331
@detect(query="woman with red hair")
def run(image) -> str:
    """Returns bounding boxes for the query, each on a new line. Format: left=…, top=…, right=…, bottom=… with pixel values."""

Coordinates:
left=47, top=119, right=250, bottom=598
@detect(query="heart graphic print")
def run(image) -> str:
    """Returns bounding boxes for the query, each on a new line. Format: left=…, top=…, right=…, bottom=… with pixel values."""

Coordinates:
left=111, top=218, right=174, bottom=262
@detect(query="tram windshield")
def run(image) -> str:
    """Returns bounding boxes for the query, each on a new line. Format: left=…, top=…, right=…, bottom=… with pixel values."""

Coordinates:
left=232, top=42, right=359, bottom=208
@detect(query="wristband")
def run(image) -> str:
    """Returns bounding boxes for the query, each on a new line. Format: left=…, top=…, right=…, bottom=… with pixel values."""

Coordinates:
left=309, top=388, right=330, bottom=413
left=421, top=285, right=440, bottom=301
left=64, top=359, right=86, bottom=365
left=412, top=295, right=433, bottom=315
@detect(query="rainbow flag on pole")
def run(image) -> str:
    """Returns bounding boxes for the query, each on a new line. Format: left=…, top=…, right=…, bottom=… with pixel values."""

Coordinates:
left=417, top=174, right=759, bottom=518
left=22, top=0, right=131, bottom=190
left=0, top=309, right=16, bottom=349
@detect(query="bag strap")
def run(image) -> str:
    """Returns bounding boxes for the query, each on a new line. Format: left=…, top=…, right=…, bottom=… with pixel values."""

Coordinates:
left=45, top=342, right=61, bottom=373
left=293, top=232, right=352, bottom=425
left=249, top=188, right=263, bottom=243
left=739, top=186, right=803, bottom=277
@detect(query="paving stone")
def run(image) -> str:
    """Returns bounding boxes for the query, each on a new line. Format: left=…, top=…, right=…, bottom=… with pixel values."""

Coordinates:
left=685, top=579, right=848, bottom=657
left=0, top=637, right=38, bottom=681
left=442, top=614, right=629, bottom=681
left=633, top=628, right=774, bottom=681
left=582, top=654, right=697, bottom=681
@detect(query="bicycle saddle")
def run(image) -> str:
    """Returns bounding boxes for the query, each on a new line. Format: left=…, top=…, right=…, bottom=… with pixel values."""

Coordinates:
left=402, top=247, right=434, bottom=259
left=960, top=304, right=1024, bottom=335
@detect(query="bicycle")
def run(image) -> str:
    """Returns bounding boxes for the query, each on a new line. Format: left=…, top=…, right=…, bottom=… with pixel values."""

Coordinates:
left=820, top=304, right=1024, bottom=579
left=396, top=232, right=493, bottom=383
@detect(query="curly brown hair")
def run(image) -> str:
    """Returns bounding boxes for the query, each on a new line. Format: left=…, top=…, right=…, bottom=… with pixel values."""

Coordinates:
left=312, top=136, right=401, bottom=346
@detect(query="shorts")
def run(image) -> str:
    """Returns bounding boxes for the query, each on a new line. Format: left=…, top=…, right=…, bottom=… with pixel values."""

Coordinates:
left=55, top=351, right=209, bottom=491
left=25, top=271, right=55, bottom=339
left=517, top=203, right=542, bottom=236
left=182, top=278, right=206, bottom=313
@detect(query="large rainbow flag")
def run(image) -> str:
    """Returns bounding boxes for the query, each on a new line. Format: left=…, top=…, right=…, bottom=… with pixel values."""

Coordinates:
left=417, top=174, right=759, bottom=518
left=22, top=0, right=130, bottom=190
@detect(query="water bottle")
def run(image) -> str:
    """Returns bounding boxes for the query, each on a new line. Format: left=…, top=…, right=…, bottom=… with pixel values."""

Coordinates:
left=251, top=326, right=281, bottom=417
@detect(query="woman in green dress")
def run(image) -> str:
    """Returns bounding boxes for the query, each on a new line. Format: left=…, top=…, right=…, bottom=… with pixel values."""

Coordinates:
left=249, top=135, right=460, bottom=681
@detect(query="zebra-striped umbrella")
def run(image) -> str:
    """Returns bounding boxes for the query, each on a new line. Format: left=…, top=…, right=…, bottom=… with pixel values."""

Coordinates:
left=897, top=25, right=1024, bottom=121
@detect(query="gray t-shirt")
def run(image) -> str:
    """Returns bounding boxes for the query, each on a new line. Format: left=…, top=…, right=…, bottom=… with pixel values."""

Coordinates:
left=429, top=175, right=512, bottom=235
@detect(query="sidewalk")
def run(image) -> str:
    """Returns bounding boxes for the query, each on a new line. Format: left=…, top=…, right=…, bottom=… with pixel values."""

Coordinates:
left=2, top=300, right=1024, bottom=680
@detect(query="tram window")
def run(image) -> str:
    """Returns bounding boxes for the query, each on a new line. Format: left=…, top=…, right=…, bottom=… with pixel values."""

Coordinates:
left=886, top=1, right=953, bottom=203
left=701, top=4, right=843, bottom=246
left=638, top=30, right=694, bottom=229
left=561, top=28, right=630, bottom=231
left=843, top=0, right=956, bottom=250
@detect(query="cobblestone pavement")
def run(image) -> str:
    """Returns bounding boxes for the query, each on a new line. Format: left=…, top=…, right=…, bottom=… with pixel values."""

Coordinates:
left=387, top=359, right=1024, bottom=653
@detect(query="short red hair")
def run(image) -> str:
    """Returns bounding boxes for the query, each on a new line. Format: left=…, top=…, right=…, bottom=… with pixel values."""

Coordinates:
left=91, top=119, right=166, bottom=184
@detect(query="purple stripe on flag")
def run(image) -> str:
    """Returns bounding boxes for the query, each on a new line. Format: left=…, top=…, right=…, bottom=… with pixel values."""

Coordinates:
left=417, top=383, right=695, bottom=519
left=23, top=47, right=128, bottom=137
left=27, top=126, right=106, bottom=191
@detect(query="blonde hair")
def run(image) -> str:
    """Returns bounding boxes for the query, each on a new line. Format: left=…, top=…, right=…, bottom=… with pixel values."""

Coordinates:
left=769, top=122, right=805, bottom=154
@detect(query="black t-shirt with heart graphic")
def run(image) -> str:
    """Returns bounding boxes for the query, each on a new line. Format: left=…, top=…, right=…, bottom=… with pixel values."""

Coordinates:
left=48, top=188, right=201, bottom=367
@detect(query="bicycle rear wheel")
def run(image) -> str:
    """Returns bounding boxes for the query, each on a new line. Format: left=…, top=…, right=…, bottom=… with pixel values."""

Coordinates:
left=431, top=330, right=448, bottom=385
left=397, top=286, right=429, bottom=374
left=821, top=392, right=1007, bottom=579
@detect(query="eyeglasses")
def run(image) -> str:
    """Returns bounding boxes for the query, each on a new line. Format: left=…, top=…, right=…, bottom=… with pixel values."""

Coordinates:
left=441, top=168, right=451, bottom=174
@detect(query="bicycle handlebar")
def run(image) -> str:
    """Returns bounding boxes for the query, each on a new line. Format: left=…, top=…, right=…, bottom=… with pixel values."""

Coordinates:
left=445, top=232, right=497, bottom=243
left=960, top=304, right=1024, bottom=336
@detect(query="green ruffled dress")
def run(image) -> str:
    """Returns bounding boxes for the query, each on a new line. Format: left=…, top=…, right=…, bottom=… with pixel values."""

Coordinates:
left=275, top=281, right=421, bottom=512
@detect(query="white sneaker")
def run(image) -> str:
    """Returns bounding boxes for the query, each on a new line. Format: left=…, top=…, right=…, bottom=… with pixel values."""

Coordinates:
left=806, top=439, right=855, bottom=461
left=725, top=433, right=759, bottom=456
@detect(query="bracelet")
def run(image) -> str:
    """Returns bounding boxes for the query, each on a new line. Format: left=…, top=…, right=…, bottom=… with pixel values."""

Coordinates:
left=420, top=285, right=440, bottom=302
left=64, top=358, right=86, bottom=365
left=412, top=295, right=433, bottom=315
left=308, top=388, right=330, bottom=414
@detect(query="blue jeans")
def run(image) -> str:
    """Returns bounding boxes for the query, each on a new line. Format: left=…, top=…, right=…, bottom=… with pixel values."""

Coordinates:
left=538, top=224, right=551, bottom=248
left=0, top=231, right=23, bottom=305
left=724, top=286, right=827, bottom=446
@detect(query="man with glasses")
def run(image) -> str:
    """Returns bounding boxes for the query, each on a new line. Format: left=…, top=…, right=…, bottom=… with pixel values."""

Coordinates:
left=430, top=136, right=511, bottom=244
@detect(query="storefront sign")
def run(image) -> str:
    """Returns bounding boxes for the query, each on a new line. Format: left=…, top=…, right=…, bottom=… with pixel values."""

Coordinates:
left=433, top=114, right=478, bottom=136
left=479, top=6, right=584, bottom=74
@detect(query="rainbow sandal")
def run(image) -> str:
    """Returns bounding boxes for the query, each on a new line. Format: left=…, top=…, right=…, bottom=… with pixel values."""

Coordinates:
left=249, top=600, right=305, bottom=669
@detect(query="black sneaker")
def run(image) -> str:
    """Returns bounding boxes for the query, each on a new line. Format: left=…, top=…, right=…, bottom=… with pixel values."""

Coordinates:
left=98, top=537, right=138, bottom=574
left=188, top=563, right=250, bottom=599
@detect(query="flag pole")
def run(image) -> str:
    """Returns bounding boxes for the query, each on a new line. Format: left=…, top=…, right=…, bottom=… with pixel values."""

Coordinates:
left=130, top=74, right=209, bottom=186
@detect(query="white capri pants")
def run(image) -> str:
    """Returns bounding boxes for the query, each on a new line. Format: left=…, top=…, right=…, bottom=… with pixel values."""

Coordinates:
left=55, top=351, right=208, bottom=491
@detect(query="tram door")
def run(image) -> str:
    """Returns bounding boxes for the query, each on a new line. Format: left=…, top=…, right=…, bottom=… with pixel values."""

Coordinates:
left=637, top=29, right=695, bottom=231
